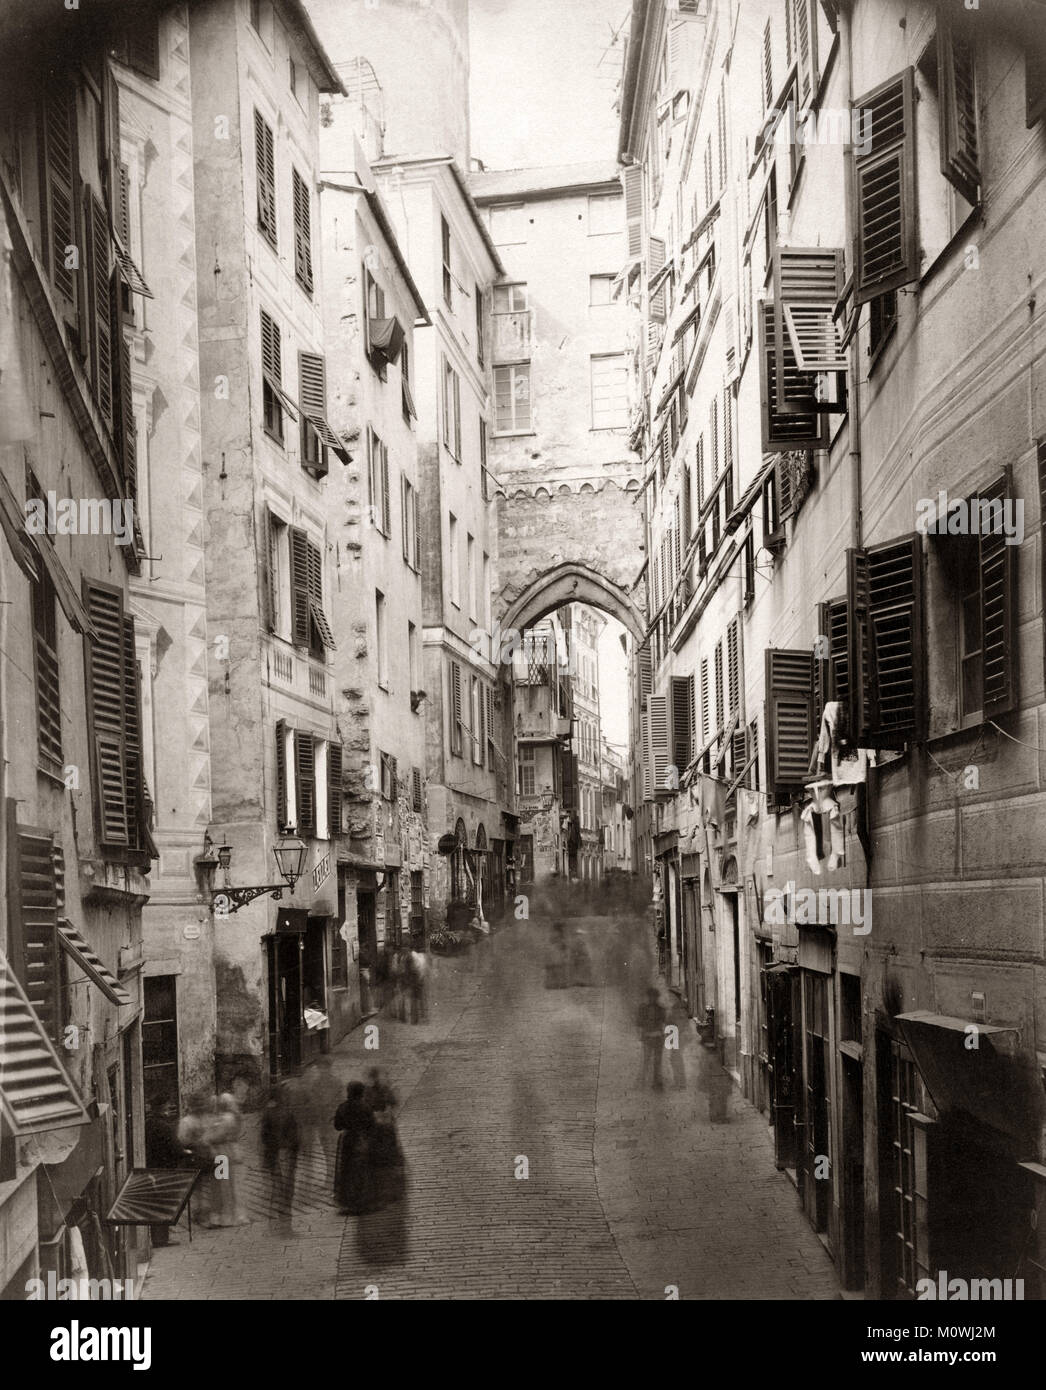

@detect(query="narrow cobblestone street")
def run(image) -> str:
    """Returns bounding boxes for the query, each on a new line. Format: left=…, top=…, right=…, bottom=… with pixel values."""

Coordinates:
left=141, top=916, right=839, bottom=1301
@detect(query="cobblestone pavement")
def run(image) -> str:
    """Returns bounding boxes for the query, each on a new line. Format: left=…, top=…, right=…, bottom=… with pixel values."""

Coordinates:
left=141, top=914, right=839, bottom=1300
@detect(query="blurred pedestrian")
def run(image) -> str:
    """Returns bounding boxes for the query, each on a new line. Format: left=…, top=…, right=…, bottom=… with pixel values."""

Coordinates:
left=545, top=921, right=568, bottom=989
left=365, top=1068, right=405, bottom=1207
left=333, top=1082, right=376, bottom=1215
left=300, top=1055, right=340, bottom=1181
left=260, top=1082, right=300, bottom=1234
left=570, top=927, right=593, bottom=987
left=145, top=1099, right=184, bottom=1247
left=208, top=1093, right=248, bottom=1226
left=636, top=987, right=667, bottom=1090
left=177, top=1092, right=216, bottom=1227
left=407, top=946, right=428, bottom=1023
left=699, top=1045, right=732, bottom=1123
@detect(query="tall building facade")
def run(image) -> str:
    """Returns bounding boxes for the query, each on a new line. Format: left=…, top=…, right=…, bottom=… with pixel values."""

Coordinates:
left=621, top=0, right=1046, bottom=1296
left=512, top=614, right=572, bottom=885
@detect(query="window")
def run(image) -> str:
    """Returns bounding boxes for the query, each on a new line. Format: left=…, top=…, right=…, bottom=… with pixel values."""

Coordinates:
left=292, top=168, right=313, bottom=293
left=386, top=869, right=402, bottom=947
left=853, top=69, right=918, bottom=304
left=519, top=744, right=536, bottom=796
left=376, top=590, right=388, bottom=689
left=483, top=553, right=491, bottom=631
left=489, top=202, right=527, bottom=245
left=82, top=582, right=150, bottom=860
left=401, top=340, right=417, bottom=423
left=112, top=14, right=161, bottom=79
left=332, top=885, right=349, bottom=988
left=254, top=109, right=277, bottom=251
left=759, top=303, right=827, bottom=453
left=764, top=647, right=815, bottom=801
left=494, top=362, right=532, bottom=433
left=143, top=976, right=179, bottom=1113
left=448, top=513, right=460, bottom=607
left=289, top=58, right=304, bottom=106
left=467, top=533, right=476, bottom=620
left=327, top=741, right=343, bottom=838
left=362, top=271, right=404, bottom=380
left=471, top=676, right=483, bottom=765
left=493, top=283, right=528, bottom=314
left=443, top=358, right=462, bottom=459
left=32, top=563, right=62, bottom=778
left=588, top=193, right=623, bottom=236
left=936, top=13, right=980, bottom=206
left=590, top=354, right=628, bottom=431
left=441, top=214, right=453, bottom=307
left=367, top=428, right=391, bottom=536
left=449, top=659, right=463, bottom=755
left=480, top=417, right=489, bottom=500
left=298, top=352, right=343, bottom=476
left=402, top=475, right=420, bottom=570
left=475, top=283, right=484, bottom=366
left=261, top=309, right=296, bottom=444
left=380, top=750, right=397, bottom=800
left=589, top=274, right=616, bottom=307
left=289, top=528, right=335, bottom=657
left=410, top=870, right=425, bottom=944
left=408, top=621, right=419, bottom=697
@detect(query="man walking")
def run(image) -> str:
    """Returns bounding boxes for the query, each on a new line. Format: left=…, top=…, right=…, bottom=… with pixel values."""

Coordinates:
left=636, top=986, right=667, bottom=1090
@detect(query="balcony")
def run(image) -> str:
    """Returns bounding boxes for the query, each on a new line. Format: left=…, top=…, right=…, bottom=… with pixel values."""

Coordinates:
left=492, top=310, right=533, bottom=363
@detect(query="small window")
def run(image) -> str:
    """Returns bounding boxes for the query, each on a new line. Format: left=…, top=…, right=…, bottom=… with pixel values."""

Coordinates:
left=475, top=282, right=485, bottom=366
left=441, top=214, right=453, bottom=307
left=494, top=362, right=532, bottom=434
left=448, top=513, right=460, bottom=608
left=589, top=274, right=616, bottom=307
left=442, top=358, right=462, bottom=458
left=588, top=194, right=623, bottom=236
left=493, top=283, right=528, bottom=314
left=590, top=353, right=628, bottom=430
left=376, top=591, right=388, bottom=689
left=380, top=750, right=397, bottom=800
left=260, top=309, right=291, bottom=443
left=489, top=202, right=527, bottom=246
left=519, top=744, right=536, bottom=796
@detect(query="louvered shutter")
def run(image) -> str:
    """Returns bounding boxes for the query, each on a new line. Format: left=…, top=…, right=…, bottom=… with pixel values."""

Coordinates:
left=649, top=237, right=667, bottom=322
left=83, top=583, right=129, bottom=848
left=762, top=20, right=773, bottom=110
left=638, top=642, right=653, bottom=699
left=401, top=476, right=410, bottom=561
left=412, top=766, right=423, bottom=813
left=793, top=0, right=817, bottom=108
left=722, top=386, right=733, bottom=508
left=710, top=396, right=719, bottom=478
left=714, top=640, right=724, bottom=729
left=815, top=595, right=850, bottom=731
left=289, top=527, right=311, bottom=646
left=105, top=68, right=123, bottom=233
left=122, top=614, right=145, bottom=856
left=853, top=69, right=918, bottom=305
left=110, top=277, right=136, bottom=496
left=699, top=657, right=709, bottom=748
left=115, top=165, right=131, bottom=247
left=10, top=830, right=61, bottom=1043
left=847, top=534, right=925, bottom=747
left=33, top=577, right=62, bottom=777
left=328, top=741, right=343, bottom=835
left=671, top=675, right=693, bottom=771
left=381, top=444, right=390, bottom=535
left=275, top=720, right=288, bottom=830
left=261, top=508, right=277, bottom=632
left=306, top=537, right=335, bottom=650
left=648, top=693, right=671, bottom=794
left=979, top=476, right=1017, bottom=718
left=42, top=84, right=78, bottom=325
left=759, top=304, right=827, bottom=451
left=451, top=660, right=463, bottom=753
left=255, top=109, right=277, bottom=248
left=716, top=83, right=726, bottom=189
left=294, top=730, right=316, bottom=835
left=298, top=352, right=334, bottom=476
left=88, top=194, right=114, bottom=428
left=727, top=618, right=740, bottom=715
left=772, top=246, right=844, bottom=406
left=623, top=165, right=643, bottom=259
left=937, top=12, right=979, bottom=206
left=765, top=647, right=815, bottom=797
left=640, top=707, right=652, bottom=802
left=682, top=464, right=692, bottom=540
left=292, top=168, right=313, bottom=292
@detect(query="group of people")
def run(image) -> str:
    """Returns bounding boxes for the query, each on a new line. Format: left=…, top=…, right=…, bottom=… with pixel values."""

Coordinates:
left=373, top=944, right=429, bottom=1023
left=544, top=921, right=594, bottom=989
left=332, top=1069, right=406, bottom=1215
left=143, top=1091, right=248, bottom=1243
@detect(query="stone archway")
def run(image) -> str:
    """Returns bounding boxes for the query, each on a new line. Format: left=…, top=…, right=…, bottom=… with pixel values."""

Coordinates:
left=500, top=561, right=646, bottom=642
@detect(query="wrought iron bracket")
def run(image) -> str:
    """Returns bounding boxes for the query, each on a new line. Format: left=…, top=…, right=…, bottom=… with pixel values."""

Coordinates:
left=212, top=885, right=286, bottom=916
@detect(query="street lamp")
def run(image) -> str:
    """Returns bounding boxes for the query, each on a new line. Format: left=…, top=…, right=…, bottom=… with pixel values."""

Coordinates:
left=211, top=836, right=309, bottom=915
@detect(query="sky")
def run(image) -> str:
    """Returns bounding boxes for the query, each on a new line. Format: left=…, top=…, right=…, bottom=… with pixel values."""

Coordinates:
left=598, top=617, right=630, bottom=756
left=469, top=0, right=630, bottom=170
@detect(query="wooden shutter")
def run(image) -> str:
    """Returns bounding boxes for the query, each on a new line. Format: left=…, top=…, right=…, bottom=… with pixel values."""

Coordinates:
left=9, top=828, right=61, bottom=1043
left=289, top=527, right=311, bottom=646
left=793, top=0, right=817, bottom=107
left=110, top=277, right=136, bottom=496
left=847, top=534, right=925, bottom=747
left=649, top=237, right=667, bottom=322
left=412, top=766, right=423, bottom=813
left=938, top=12, right=979, bottom=206
left=451, top=660, right=463, bottom=752
left=124, top=16, right=161, bottom=78
left=727, top=617, right=740, bottom=715
left=762, top=20, right=773, bottom=111
left=853, top=69, right=918, bottom=305
left=699, top=657, right=709, bottom=748
left=83, top=582, right=129, bottom=848
left=671, top=675, right=693, bottom=771
left=275, top=720, right=288, bottom=830
left=772, top=246, right=843, bottom=409
left=765, top=647, right=815, bottom=797
left=87, top=194, right=114, bottom=428
left=298, top=351, right=330, bottom=474
left=623, top=165, right=643, bottom=259
left=328, top=741, right=343, bottom=835
left=260, top=508, right=277, bottom=632
left=710, top=396, right=719, bottom=477
left=714, top=639, right=724, bottom=729
left=255, top=109, right=277, bottom=248
left=292, top=168, right=313, bottom=291
left=413, top=488, right=421, bottom=570
left=979, top=475, right=1017, bottom=718
left=648, top=692, right=671, bottom=795
left=401, top=476, right=410, bottom=561
left=682, top=464, right=692, bottom=540
left=638, top=641, right=653, bottom=699
left=759, top=304, right=827, bottom=451
left=640, top=707, right=652, bottom=802
left=306, top=537, right=335, bottom=650
left=121, top=613, right=146, bottom=856
left=453, top=373, right=462, bottom=458
left=42, top=84, right=78, bottom=325
left=294, top=731, right=316, bottom=835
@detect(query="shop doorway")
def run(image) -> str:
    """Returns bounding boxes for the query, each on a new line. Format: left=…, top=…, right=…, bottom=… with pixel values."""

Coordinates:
left=357, top=890, right=377, bottom=1015
left=801, top=970, right=832, bottom=1236
left=267, top=915, right=305, bottom=1081
left=301, top=917, right=329, bottom=1064
left=765, top=965, right=799, bottom=1170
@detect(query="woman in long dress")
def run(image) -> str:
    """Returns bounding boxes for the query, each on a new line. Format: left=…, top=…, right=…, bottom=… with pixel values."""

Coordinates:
left=333, top=1083, right=375, bottom=1214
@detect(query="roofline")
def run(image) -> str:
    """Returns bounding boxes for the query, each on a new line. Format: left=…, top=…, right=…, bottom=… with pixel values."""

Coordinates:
left=277, top=0, right=346, bottom=95
left=617, top=0, right=652, bottom=162
left=472, top=173, right=622, bottom=205
left=373, top=155, right=505, bottom=277
left=319, top=178, right=430, bottom=324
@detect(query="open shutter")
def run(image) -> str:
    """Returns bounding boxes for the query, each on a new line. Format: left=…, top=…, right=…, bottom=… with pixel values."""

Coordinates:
left=8, top=828, right=61, bottom=1044
left=289, top=527, right=311, bottom=646
left=649, top=237, right=667, bottom=322
left=938, top=12, right=979, bottom=206
left=623, top=165, right=643, bottom=259
left=294, top=731, right=316, bottom=836
left=255, top=109, right=277, bottom=249
left=401, top=476, right=410, bottom=561
left=328, top=741, right=343, bottom=836
left=306, top=538, right=335, bottom=650
left=848, top=535, right=924, bottom=747
left=640, top=707, right=652, bottom=802
left=671, top=675, right=693, bottom=772
left=772, top=247, right=844, bottom=406
left=88, top=194, right=114, bottom=428
left=979, top=476, right=1017, bottom=718
left=109, top=276, right=136, bottom=498
left=638, top=641, right=653, bottom=700
left=648, top=692, right=671, bottom=795
left=413, top=489, right=421, bottom=570
left=292, top=167, right=313, bottom=292
left=298, top=352, right=339, bottom=475
left=853, top=69, right=918, bottom=305
left=260, top=508, right=277, bottom=632
left=793, top=0, right=818, bottom=107
left=412, top=766, right=423, bottom=813
left=765, top=647, right=815, bottom=798
left=83, top=583, right=129, bottom=848
left=727, top=618, right=740, bottom=716
left=380, top=444, right=390, bottom=535
left=275, top=720, right=288, bottom=830
left=451, top=660, right=463, bottom=753
left=41, top=84, right=79, bottom=327
left=122, top=614, right=145, bottom=856
left=699, top=657, right=710, bottom=750
left=759, top=304, right=827, bottom=451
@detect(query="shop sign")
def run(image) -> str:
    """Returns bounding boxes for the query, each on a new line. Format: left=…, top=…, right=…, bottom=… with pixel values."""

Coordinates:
left=312, top=850, right=332, bottom=893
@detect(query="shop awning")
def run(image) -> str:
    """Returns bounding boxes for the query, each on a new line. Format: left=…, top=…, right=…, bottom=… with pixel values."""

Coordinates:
left=106, top=1168, right=202, bottom=1227
left=896, top=1011, right=1045, bottom=1151
left=58, top=921, right=131, bottom=1006
left=0, top=950, right=89, bottom=1135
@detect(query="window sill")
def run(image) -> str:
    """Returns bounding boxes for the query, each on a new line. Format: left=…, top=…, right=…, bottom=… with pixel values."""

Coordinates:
left=492, top=430, right=536, bottom=439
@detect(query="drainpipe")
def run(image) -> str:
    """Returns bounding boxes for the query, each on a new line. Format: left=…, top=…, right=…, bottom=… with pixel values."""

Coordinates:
left=840, top=2, right=862, bottom=552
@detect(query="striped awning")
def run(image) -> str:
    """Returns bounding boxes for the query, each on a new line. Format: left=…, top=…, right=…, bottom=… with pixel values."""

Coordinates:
left=0, top=950, right=89, bottom=1135
left=57, top=921, right=131, bottom=1006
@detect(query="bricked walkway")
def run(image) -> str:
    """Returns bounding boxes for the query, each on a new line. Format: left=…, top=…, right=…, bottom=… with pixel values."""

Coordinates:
left=140, top=915, right=839, bottom=1300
